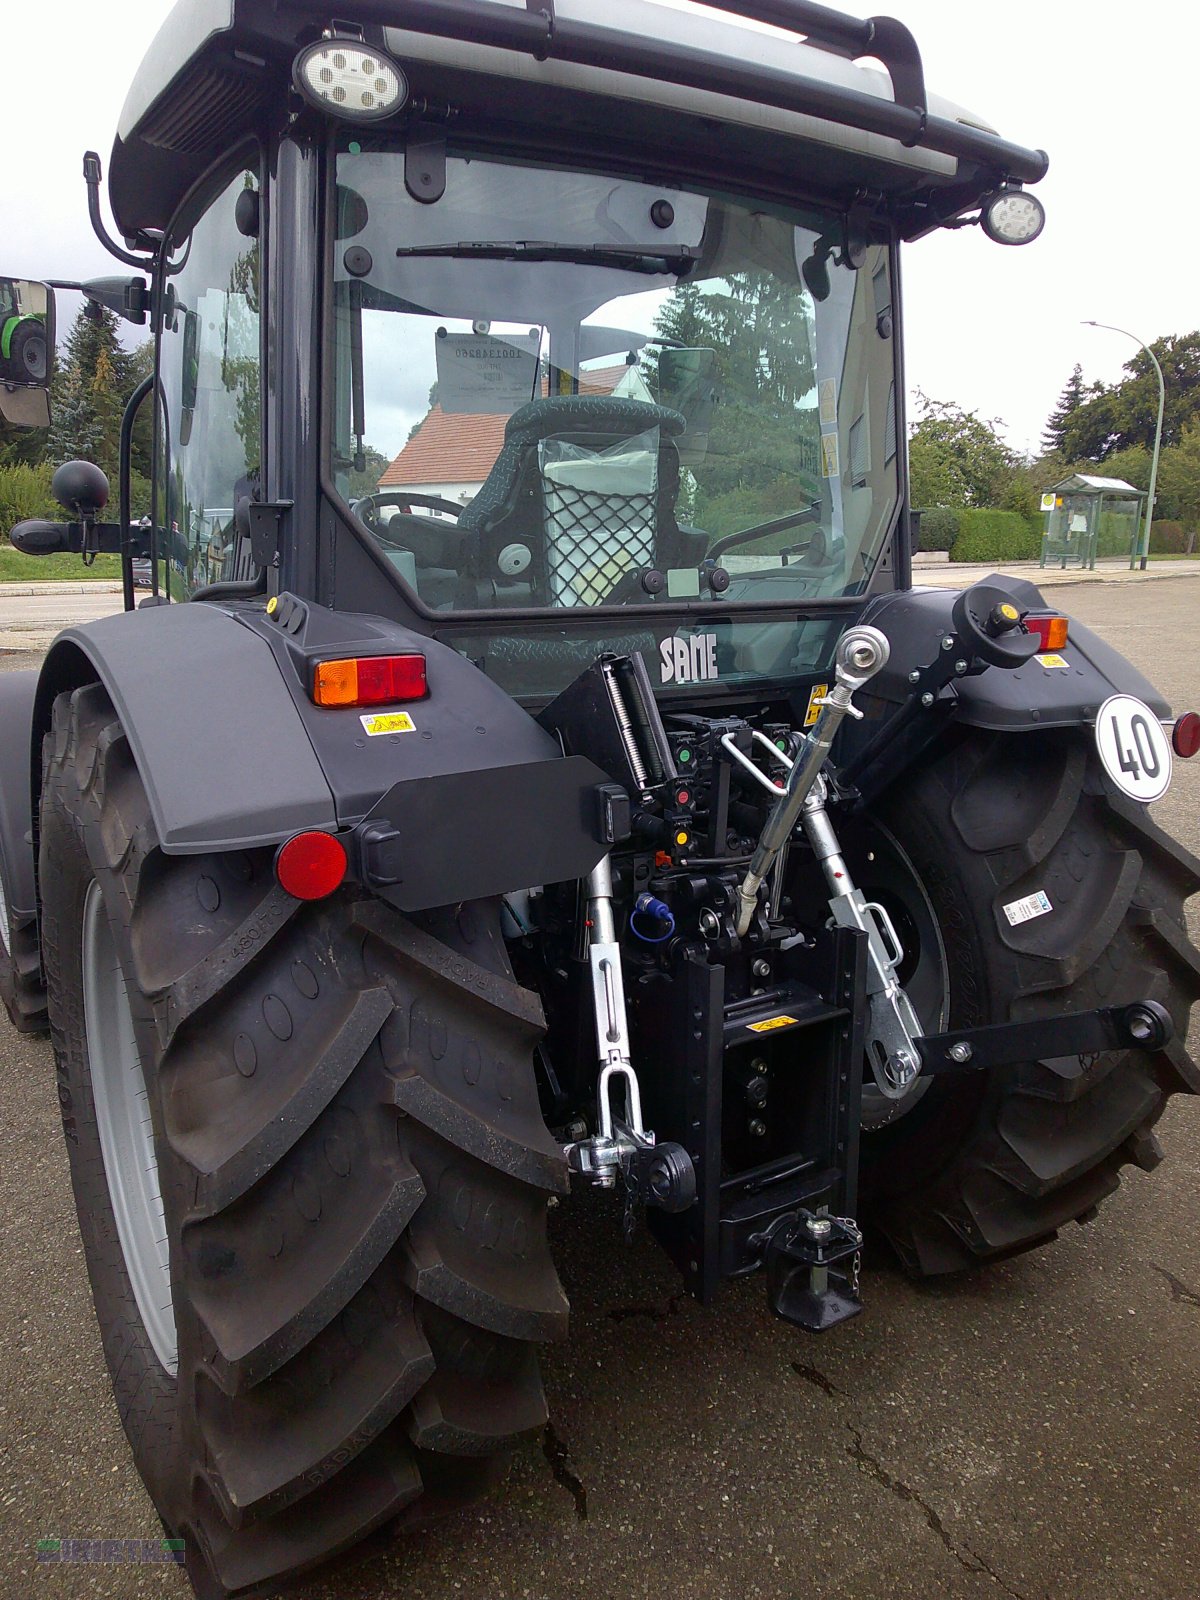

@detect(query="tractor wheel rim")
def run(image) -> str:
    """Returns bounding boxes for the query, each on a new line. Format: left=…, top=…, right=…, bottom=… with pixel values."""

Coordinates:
left=853, top=819, right=948, bottom=1131
left=82, top=881, right=177, bottom=1375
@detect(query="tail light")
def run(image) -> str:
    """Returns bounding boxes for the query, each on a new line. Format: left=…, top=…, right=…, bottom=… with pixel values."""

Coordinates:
left=1024, top=614, right=1069, bottom=651
left=312, top=653, right=427, bottom=707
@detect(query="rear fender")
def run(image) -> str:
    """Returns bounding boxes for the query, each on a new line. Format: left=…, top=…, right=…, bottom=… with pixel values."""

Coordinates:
left=34, top=598, right=608, bottom=912
left=858, top=575, right=1170, bottom=729
left=0, top=671, right=39, bottom=923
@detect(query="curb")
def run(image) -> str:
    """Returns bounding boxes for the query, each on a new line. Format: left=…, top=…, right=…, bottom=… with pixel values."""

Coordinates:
left=0, top=582, right=124, bottom=597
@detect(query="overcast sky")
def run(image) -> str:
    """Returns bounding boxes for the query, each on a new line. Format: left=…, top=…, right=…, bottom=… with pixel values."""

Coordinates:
left=4, top=0, right=1193, bottom=457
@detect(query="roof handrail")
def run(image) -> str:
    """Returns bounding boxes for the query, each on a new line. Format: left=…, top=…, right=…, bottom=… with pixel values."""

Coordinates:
left=293, top=0, right=1048, bottom=185
left=683, top=1, right=925, bottom=117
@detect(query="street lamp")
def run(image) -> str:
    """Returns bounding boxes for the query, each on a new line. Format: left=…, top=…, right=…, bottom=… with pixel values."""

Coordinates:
left=1082, top=320, right=1165, bottom=571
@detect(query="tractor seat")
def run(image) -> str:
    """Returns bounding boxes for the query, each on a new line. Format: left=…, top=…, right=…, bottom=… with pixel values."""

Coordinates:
left=457, top=395, right=691, bottom=607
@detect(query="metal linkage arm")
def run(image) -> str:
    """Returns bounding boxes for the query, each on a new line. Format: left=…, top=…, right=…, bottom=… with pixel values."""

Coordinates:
left=734, top=625, right=889, bottom=935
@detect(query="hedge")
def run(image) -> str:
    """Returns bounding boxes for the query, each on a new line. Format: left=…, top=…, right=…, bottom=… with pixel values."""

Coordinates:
left=949, top=508, right=1040, bottom=564
left=916, top=506, right=959, bottom=552
left=0, top=463, right=56, bottom=539
left=1150, top=520, right=1188, bottom=554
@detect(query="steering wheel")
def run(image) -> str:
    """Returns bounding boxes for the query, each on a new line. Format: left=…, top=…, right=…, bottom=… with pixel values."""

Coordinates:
left=706, top=500, right=822, bottom=562
left=352, top=490, right=465, bottom=531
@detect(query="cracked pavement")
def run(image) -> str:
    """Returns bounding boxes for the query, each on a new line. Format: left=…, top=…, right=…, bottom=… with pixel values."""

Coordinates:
left=1, top=578, right=1199, bottom=1599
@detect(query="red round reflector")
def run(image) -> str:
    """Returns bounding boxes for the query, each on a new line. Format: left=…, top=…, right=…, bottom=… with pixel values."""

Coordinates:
left=275, top=832, right=347, bottom=900
left=1172, top=711, right=1200, bottom=759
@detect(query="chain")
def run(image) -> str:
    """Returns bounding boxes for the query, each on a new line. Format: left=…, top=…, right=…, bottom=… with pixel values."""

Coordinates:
left=831, top=1215, right=863, bottom=1299
left=622, top=1168, right=638, bottom=1244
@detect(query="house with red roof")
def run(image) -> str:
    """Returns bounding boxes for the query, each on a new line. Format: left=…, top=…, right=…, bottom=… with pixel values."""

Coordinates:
left=377, top=365, right=630, bottom=508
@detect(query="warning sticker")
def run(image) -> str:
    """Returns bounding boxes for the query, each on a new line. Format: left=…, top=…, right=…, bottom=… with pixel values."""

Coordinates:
left=804, top=683, right=829, bottom=728
left=1036, top=653, right=1069, bottom=669
left=748, top=1015, right=799, bottom=1034
left=1002, top=889, right=1053, bottom=927
left=819, top=379, right=837, bottom=427
left=360, top=711, right=416, bottom=737
left=820, top=434, right=840, bottom=478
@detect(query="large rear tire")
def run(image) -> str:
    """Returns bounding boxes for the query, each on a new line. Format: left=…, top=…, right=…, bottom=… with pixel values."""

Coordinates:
left=858, top=728, right=1200, bottom=1275
left=41, top=684, right=568, bottom=1597
left=0, top=852, right=48, bottom=1034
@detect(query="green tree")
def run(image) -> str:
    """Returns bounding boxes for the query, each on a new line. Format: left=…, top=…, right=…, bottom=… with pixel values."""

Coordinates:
left=351, top=444, right=391, bottom=499
left=48, top=305, right=139, bottom=482
left=650, top=273, right=819, bottom=534
left=907, top=392, right=1017, bottom=509
left=1157, top=423, right=1200, bottom=549
left=1061, top=331, right=1200, bottom=462
left=1041, top=363, right=1087, bottom=455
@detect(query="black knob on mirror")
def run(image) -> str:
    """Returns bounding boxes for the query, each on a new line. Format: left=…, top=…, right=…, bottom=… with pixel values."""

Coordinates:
left=52, top=460, right=110, bottom=517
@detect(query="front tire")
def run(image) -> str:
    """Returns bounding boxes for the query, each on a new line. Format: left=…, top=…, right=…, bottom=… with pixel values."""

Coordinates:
left=858, top=728, right=1200, bottom=1275
left=41, top=684, right=568, bottom=1596
left=9, top=320, right=47, bottom=383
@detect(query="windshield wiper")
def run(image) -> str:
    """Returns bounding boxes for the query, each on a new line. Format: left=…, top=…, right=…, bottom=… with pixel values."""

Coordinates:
left=393, top=241, right=697, bottom=276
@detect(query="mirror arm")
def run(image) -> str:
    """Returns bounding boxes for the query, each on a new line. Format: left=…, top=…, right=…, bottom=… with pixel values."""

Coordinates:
left=10, top=518, right=144, bottom=558
left=82, top=151, right=156, bottom=270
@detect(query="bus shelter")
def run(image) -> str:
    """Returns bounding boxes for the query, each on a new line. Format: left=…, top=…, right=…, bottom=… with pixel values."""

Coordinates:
left=1040, top=474, right=1144, bottom=569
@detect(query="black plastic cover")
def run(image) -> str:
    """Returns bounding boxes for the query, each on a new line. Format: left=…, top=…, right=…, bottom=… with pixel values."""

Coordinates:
left=859, top=575, right=1171, bottom=729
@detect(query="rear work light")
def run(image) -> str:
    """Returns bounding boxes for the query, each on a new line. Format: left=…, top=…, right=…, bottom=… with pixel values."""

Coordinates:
left=312, top=654, right=427, bottom=707
left=1172, top=712, right=1200, bottom=759
left=1024, top=614, right=1069, bottom=651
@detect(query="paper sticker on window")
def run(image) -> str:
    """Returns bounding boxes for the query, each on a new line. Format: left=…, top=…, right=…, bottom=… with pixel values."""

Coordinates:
left=819, top=379, right=837, bottom=427
left=434, top=329, right=540, bottom=414
left=820, top=434, right=839, bottom=478
left=361, top=711, right=416, bottom=736
left=1002, top=890, right=1052, bottom=927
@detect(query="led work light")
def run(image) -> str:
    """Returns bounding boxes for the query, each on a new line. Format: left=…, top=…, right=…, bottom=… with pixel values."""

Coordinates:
left=981, top=189, right=1046, bottom=246
left=292, top=40, right=408, bottom=122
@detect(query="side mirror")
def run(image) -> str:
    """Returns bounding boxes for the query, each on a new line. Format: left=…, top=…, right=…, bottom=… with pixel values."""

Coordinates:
left=0, top=277, right=54, bottom=428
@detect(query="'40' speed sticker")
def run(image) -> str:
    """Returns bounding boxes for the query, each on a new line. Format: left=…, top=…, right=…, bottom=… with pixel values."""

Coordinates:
left=1095, top=694, right=1172, bottom=802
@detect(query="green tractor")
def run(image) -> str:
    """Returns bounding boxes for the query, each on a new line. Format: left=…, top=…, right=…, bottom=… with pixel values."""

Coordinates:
left=2, top=1, right=1197, bottom=1595
left=0, top=275, right=49, bottom=384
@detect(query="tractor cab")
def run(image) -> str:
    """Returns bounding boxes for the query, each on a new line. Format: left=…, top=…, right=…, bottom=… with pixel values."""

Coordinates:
left=2, top=8, right=1196, bottom=1600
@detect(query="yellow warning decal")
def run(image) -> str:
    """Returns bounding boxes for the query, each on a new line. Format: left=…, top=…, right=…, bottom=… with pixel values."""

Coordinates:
left=360, top=711, right=416, bottom=736
left=748, top=1015, right=799, bottom=1034
left=1036, top=653, right=1069, bottom=669
left=804, top=684, right=829, bottom=727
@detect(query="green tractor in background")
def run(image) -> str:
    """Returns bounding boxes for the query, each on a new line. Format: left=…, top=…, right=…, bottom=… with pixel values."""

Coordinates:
left=0, top=276, right=48, bottom=384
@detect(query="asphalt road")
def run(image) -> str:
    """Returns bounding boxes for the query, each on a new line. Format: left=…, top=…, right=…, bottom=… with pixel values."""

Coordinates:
left=2, top=578, right=1198, bottom=1600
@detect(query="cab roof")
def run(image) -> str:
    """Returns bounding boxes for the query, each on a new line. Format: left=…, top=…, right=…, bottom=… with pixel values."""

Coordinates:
left=109, top=0, right=1046, bottom=242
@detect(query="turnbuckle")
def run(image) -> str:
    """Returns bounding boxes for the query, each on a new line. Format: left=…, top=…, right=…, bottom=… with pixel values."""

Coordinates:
left=564, top=858, right=696, bottom=1219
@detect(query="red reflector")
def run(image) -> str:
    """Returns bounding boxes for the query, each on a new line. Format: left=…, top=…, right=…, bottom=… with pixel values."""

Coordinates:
left=275, top=832, right=347, bottom=900
left=1024, top=614, right=1069, bottom=651
left=1172, top=712, right=1200, bottom=759
left=312, top=653, right=427, bottom=707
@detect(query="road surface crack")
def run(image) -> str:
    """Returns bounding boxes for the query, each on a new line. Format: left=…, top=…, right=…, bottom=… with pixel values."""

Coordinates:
left=1150, top=1263, right=1200, bottom=1308
left=791, top=1361, right=840, bottom=1397
left=542, top=1423, right=588, bottom=1520
left=846, top=1426, right=1031, bottom=1600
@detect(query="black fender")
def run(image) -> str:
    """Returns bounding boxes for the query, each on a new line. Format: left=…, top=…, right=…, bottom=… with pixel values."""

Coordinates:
left=0, top=671, right=39, bottom=924
left=858, top=574, right=1171, bottom=728
left=34, top=598, right=608, bottom=911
